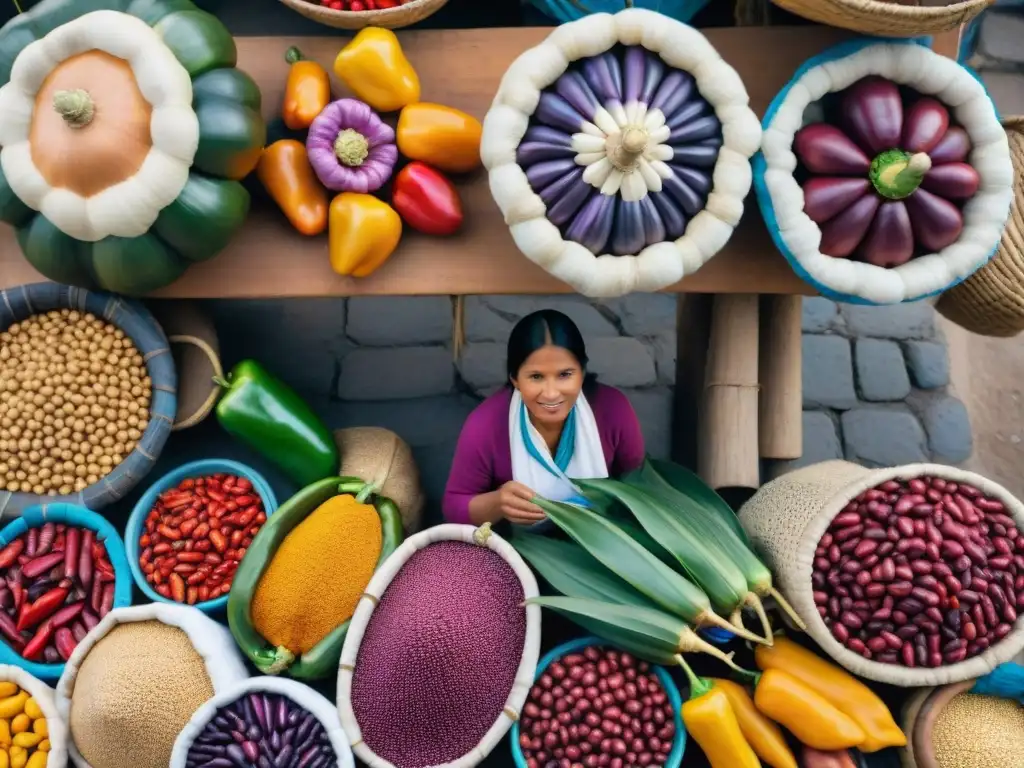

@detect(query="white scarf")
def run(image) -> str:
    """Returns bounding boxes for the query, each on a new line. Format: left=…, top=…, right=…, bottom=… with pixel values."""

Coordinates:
left=509, top=388, right=608, bottom=506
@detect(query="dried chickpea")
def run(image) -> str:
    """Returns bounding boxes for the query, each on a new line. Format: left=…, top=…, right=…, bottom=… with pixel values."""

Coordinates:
left=0, top=311, right=151, bottom=493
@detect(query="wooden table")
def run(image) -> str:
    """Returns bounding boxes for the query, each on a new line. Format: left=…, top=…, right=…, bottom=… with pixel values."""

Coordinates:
left=0, top=25, right=861, bottom=297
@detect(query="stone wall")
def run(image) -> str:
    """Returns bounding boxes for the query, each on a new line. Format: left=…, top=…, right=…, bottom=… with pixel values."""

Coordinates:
left=201, top=295, right=678, bottom=516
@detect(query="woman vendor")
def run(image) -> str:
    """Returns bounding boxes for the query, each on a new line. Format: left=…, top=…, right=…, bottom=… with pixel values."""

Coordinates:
left=443, top=309, right=645, bottom=525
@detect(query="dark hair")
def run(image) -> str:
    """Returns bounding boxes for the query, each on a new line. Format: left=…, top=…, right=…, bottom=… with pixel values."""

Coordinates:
left=506, top=309, right=596, bottom=390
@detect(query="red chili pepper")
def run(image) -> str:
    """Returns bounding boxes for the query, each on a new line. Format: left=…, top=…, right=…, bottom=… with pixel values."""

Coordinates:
left=54, top=627, right=77, bottom=661
left=51, top=600, right=85, bottom=628
left=22, top=621, right=53, bottom=661
left=0, top=540, right=24, bottom=570
left=0, top=611, right=24, bottom=651
left=17, top=587, right=69, bottom=632
left=64, top=527, right=79, bottom=580
left=391, top=162, right=464, bottom=236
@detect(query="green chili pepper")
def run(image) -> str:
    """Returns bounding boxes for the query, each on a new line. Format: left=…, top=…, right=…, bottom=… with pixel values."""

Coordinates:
left=214, top=360, right=338, bottom=488
left=226, top=476, right=405, bottom=680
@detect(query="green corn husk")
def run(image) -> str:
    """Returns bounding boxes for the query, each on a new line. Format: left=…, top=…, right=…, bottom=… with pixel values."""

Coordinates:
left=526, top=595, right=743, bottom=671
left=641, top=458, right=805, bottom=631
left=535, top=497, right=760, bottom=641
left=586, top=501, right=679, bottom=569
left=511, top=529, right=660, bottom=609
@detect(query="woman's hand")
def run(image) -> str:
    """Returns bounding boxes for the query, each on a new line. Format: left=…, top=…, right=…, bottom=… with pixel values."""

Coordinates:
left=498, top=481, right=546, bottom=525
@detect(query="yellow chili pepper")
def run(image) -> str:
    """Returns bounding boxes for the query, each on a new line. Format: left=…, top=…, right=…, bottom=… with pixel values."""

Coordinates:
left=0, top=695, right=26, bottom=721
left=257, top=140, right=329, bottom=237
left=282, top=47, right=331, bottom=131
left=21, top=701, right=39, bottom=722
left=30, top=720, right=44, bottom=738
left=36, top=741, right=48, bottom=753
left=755, top=637, right=906, bottom=752
left=333, top=28, right=420, bottom=113
left=753, top=669, right=865, bottom=751
left=11, top=732, right=41, bottom=749
left=9, top=745, right=24, bottom=768
left=328, top=193, right=402, bottom=278
left=396, top=103, right=483, bottom=174
left=679, top=658, right=760, bottom=768
left=23, top=753, right=44, bottom=768
left=710, top=679, right=797, bottom=768
left=8, top=718, right=25, bottom=737
left=0, top=719, right=10, bottom=747
left=0, top=686, right=16, bottom=700
left=0, top=748, right=7, bottom=768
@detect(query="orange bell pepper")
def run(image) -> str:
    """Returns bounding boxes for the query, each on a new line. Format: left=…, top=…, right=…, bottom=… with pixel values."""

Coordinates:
left=257, top=140, right=328, bottom=236
left=328, top=192, right=402, bottom=277
left=282, top=47, right=331, bottom=131
left=396, top=102, right=483, bottom=174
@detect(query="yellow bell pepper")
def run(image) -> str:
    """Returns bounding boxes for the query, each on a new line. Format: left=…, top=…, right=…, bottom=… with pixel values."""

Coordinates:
left=333, top=28, right=420, bottom=113
left=328, top=193, right=402, bottom=277
left=755, top=637, right=906, bottom=752
left=397, top=103, right=483, bottom=174
left=710, top=679, right=797, bottom=768
left=679, top=658, right=761, bottom=768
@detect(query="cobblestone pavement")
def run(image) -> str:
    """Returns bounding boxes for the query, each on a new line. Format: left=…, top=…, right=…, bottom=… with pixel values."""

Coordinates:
left=790, top=299, right=973, bottom=473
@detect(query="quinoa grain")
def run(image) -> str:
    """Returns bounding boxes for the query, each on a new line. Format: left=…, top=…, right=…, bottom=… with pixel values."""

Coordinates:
left=0, top=311, right=150, bottom=494
left=931, top=693, right=1024, bottom=768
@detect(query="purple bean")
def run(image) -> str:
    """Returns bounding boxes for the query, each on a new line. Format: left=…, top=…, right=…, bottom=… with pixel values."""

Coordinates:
left=276, top=695, right=288, bottom=731
left=225, top=744, right=248, bottom=768
left=296, top=746, right=320, bottom=768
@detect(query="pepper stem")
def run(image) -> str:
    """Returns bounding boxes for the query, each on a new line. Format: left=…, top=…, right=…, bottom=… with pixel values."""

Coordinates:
left=53, top=89, right=94, bottom=129
left=675, top=654, right=714, bottom=700
left=731, top=667, right=761, bottom=686
left=211, top=375, right=232, bottom=389
left=870, top=149, right=932, bottom=200
left=285, top=46, right=303, bottom=64
left=354, top=482, right=377, bottom=504
left=334, top=129, right=369, bottom=168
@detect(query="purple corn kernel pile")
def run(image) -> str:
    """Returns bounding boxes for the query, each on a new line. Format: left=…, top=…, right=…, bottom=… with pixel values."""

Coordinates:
left=814, top=475, right=1024, bottom=667
left=351, top=540, right=527, bottom=768
left=185, top=692, right=335, bottom=768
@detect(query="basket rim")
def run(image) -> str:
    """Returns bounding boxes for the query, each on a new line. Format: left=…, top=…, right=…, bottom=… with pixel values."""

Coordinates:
left=0, top=282, right=177, bottom=516
left=0, top=503, right=133, bottom=681
left=277, top=0, right=443, bottom=17
left=336, top=523, right=542, bottom=768
left=124, top=459, right=279, bottom=615
left=774, top=0, right=994, bottom=19
left=508, top=636, right=687, bottom=768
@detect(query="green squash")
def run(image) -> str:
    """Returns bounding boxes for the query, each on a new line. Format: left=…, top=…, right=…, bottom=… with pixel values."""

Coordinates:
left=0, top=0, right=266, bottom=295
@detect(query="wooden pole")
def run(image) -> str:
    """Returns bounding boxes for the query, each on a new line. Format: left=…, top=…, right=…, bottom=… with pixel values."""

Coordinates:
left=698, top=294, right=760, bottom=491
left=672, top=295, right=714, bottom=470
left=759, top=295, right=803, bottom=460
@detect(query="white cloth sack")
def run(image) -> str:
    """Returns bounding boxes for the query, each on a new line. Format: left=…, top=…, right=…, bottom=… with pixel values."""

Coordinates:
left=0, top=665, right=67, bottom=768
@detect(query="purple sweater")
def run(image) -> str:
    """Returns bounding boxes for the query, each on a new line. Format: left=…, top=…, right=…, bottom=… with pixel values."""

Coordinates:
left=443, top=384, right=646, bottom=524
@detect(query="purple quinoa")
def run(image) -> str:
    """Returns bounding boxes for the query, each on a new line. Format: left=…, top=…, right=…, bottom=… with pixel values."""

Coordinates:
left=351, top=540, right=527, bottom=768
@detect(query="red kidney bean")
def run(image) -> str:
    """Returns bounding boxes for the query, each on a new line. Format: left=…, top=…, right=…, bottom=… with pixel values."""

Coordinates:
left=895, top=564, right=914, bottom=581
left=888, top=581, right=913, bottom=598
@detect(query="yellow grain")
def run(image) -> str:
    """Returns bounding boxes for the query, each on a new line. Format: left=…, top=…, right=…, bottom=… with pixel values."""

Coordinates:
left=932, top=693, right=1024, bottom=768
left=69, top=621, right=214, bottom=768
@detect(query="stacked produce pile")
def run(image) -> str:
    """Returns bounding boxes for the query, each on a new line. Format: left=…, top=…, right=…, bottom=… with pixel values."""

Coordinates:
left=0, top=683, right=51, bottom=768
left=260, top=30, right=482, bottom=277
left=345, top=534, right=534, bottom=768
left=518, top=644, right=677, bottom=768
left=183, top=691, right=335, bottom=768
left=813, top=475, right=1022, bottom=667
left=138, top=473, right=267, bottom=605
left=796, top=78, right=980, bottom=267
left=0, top=310, right=149, bottom=496
left=0, top=523, right=116, bottom=663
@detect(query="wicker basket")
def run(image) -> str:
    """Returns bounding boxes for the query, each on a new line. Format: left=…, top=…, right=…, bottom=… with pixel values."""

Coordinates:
left=277, top=0, right=449, bottom=29
left=149, top=301, right=222, bottom=430
left=936, top=117, right=1024, bottom=337
left=769, top=0, right=996, bottom=36
left=0, top=283, right=176, bottom=518
left=337, top=523, right=541, bottom=768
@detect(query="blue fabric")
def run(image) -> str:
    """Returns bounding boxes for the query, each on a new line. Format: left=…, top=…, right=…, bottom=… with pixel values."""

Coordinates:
left=519, top=402, right=591, bottom=508
left=753, top=36, right=1002, bottom=305
left=524, top=0, right=710, bottom=26
left=972, top=662, right=1024, bottom=702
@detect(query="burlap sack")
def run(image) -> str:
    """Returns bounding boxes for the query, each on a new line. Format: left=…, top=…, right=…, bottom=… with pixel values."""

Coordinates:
left=333, top=427, right=424, bottom=533
left=739, top=460, right=1024, bottom=687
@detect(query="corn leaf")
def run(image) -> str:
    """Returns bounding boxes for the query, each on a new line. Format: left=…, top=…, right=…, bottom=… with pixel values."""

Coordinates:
left=534, top=496, right=713, bottom=626
left=511, top=530, right=660, bottom=610
left=576, top=478, right=749, bottom=615
left=646, top=458, right=751, bottom=546
left=586, top=502, right=679, bottom=570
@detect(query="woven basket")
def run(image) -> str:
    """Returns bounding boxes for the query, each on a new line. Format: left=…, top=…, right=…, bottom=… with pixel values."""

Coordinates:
left=0, top=283, right=176, bottom=518
left=769, top=0, right=995, bottom=36
left=936, top=117, right=1024, bottom=337
left=277, top=0, right=448, bottom=29
left=149, top=301, right=222, bottom=430
left=738, top=460, right=1024, bottom=687
left=337, top=524, right=542, bottom=768
left=333, top=427, right=424, bottom=534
